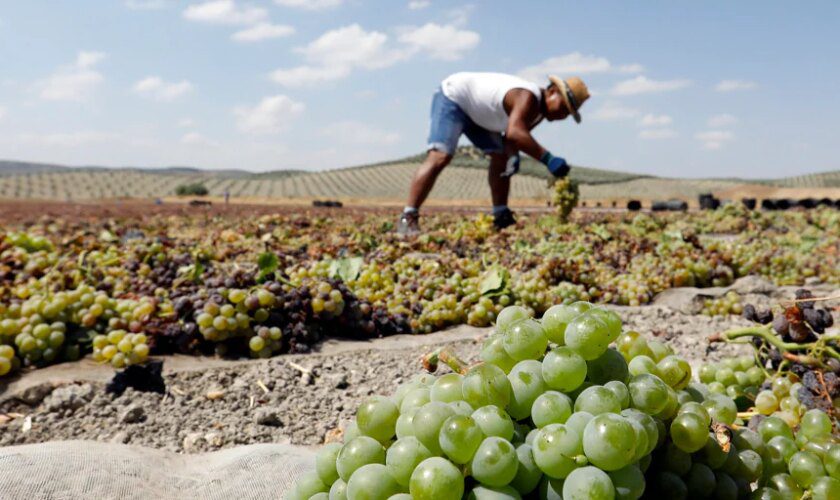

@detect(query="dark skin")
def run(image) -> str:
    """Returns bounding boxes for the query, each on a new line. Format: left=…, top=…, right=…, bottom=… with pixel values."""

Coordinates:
left=406, top=84, right=570, bottom=210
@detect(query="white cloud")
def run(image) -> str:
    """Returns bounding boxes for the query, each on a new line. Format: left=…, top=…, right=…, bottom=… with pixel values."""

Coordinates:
left=695, top=130, right=734, bottom=150
left=274, top=0, right=343, bottom=9
left=232, top=23, right=295, bottom=42
left=178, top=118, right=196, bottom=128
left=16, top=131, right=120, bottom=147
left=398, top=23, right=480, bottom=61
left=610, top=76, right=691, bottom=96
left=518, top=52, right=643, bottom=83
left=589, top=101, right=639, bottom=121
left=715, top=80, right=756, bottom=92
left=707, top=113, right=738, bottom=127
left=183, top=1, right=267, bottom=25
left=639, top=113, right=673, bottom=127
left=639, top=129, right=677, bottom=140
left=234, top=95, right=305, bottom=135
left=132, top=76, right=194, bottom=101
left=180, top=132, right=215, bottom=146
left=37, top=51, right=106, bottom=101
left=447, top=5, right=474, bottom=27
left=322, top=121, right=401, bottom=145
left=125, top=0, right=168, bottom=10
left=408, top=1, right=430, bottom=9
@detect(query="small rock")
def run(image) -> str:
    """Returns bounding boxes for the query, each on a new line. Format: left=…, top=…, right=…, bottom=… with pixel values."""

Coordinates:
left=183, top=432, right=204, bottom=452
left=299, top=373, right=314, bottom=386
left=206, top=389, right=225, bottom=400
left=254, top=407, right=283, bottom=427
left=19, top=384, right=57, bottom=406
left=44, top=384, right=94, bottom=412
left=205, top=432, right=224, bottom=448
left=119, top=404, right=146, bottom=424
left=111, top=431, right=129, bottom=444
left=324, top=373, right=349, bottom=389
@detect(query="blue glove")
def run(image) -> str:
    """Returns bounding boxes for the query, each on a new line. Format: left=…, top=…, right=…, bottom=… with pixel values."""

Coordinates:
left=540, top=151, right=570, bottom=177
left=500, top=153, right=520, bottom=178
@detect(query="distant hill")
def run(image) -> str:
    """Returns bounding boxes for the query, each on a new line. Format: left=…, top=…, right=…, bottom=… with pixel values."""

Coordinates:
left=0, top=149, right=837, bottom=202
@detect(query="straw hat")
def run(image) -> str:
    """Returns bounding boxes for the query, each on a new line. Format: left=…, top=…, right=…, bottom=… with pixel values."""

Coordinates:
left=548, top=76, right=589, bottom=123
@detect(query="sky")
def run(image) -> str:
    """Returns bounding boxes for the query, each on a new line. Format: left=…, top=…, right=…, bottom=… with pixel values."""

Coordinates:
left=0, top=1, right=838, bottom=178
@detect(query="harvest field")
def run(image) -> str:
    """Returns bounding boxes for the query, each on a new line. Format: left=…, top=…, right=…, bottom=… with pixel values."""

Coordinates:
left=0, top=199, right=839, bottom=498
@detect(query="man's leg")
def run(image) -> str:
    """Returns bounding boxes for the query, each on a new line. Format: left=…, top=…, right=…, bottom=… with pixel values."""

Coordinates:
left=488, top=153, right=511, bottom=208
left=406, top=150, right=453, bottom=210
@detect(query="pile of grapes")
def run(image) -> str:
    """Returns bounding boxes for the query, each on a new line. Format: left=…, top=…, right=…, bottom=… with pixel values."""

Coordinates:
left=288, top=303, right=839, bottom=499
left=550, top=177, right=580, bottom=223
left=701, top=291, right=744, bottom=317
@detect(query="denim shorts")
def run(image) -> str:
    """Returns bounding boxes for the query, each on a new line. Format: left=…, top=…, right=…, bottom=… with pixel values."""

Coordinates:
left=427, top=88, right=505, bottom=155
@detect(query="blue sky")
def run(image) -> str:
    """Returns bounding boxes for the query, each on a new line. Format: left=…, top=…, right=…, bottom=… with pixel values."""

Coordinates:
left=0, top=1, right=838, bottom=177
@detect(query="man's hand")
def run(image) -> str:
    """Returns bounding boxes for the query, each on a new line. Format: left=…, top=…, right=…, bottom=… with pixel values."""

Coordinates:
left=540, top=151, right=570, bottom=177
left=500, top=153, right=520, bottom=178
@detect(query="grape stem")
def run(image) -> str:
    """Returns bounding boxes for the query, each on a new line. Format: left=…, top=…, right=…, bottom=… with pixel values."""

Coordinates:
left=422, top=348, right=469, bottom=375
left=709, top=326, right=840, bottom=360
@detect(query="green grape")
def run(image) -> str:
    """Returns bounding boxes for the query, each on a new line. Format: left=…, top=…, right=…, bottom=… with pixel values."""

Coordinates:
left=620, top=409, right=658, bottom=456
left=387, top=495, right=412, bottom=500
left=670, top=413, right=709, bottom=453
left=537, top=476, right=564, bottom=500
left=712, top=472, right=737, bottom=500
left=811, top=476, right=840, bottom=500
left=732, top=428, right=765, bottom=455
left=542, top=346, right=587, bottom=392
left=532, top=423, right=584, bottom=479
left=346, top=464, right=401, bottom=500
left=541, top=304, right=580, bottom=345
left=496, top=306, right=531, bottom=332
left=565, top=411, right=594, bottom=437
left=825, top=444, right=840, bottom=478
left=604, top=381, right=629, bottom=409
left=399, top=387, right=431, bottom=414
left=737, top=449, right=763, bottom=482
left=472, top=405, right=514, bottom=441
left=751, top=487, right=783, bottom=500
left=357, top=396, right=399, bottom=443
left=431, top=373, right=464, bottom=403
left=800, top=409, right=833, bottom=440
left=449, top=400, right=474, bottom=416
left=627, top=374, right=668, bottom=415
left=582, top=413, right=636, bottom=471
left=409, top=457, right=464, bottom=500
left=385, top=437, right=432, bottom=486
left=329, top=479, right=347, bottom=500
left=562, top=466, right=615, bottom=500
left=677, top=402, right=710, bottom=426
left=438, top=415, right=483, bottom=464
left=663, top=442, right=691, bottom=476
left=507, top=360, right=547, bottom=420
left=656, top=356, right=691, bottom=390
left=512, top=422, right=530, bottom=443
left=586, top=348, right=629, bottom=385
left=394, top=408, right=417, bottom=439
left=564, top=312, right=610, bottom=361
left=788, top=451, right=826, bottom=488
left=503, top=319, right=548, bottom=361
left=698, top=364, right=716, bottom=384
left=702, top=394, right=737, bottom=425
left=316, top=442, right=342, bottom=485
left=608, top=464, right=644, bottom=500
left=574, top=386, right=621, bottom=415
left=412, top=401, right=455, bottom=455
left=471, top=437, right=519, bottom=487
left=684, top=463, right=715, bottom=498
left=650, top=471, right=686, bottom=500
left=772, top=377, right=792, bottom=398
left=290, top=471, right=328, bottom=499
left=531, top=391, right=573, bottom=428
left=336, top=436, right=386, bottom=482
left=625, top=418, right=649, bottom=462
left=654, top=386, right=679, bottom=421
left=510, top=444, right=542, bottom=495
left=343, top=422, right=361, bottom=443
left=715, top=367, right=736, bottom=386
left=481, top=335, right=517, bottom=373
left=646, top=340, right=672, bottom=362
left=758, top=416, right=793, bottom=441
left=755, top=390, right=779, bottom=415
left=587, top=308, right=622, bottom=344
left=463, top=364, right=512, bottom=409
left=466, top=485, right=523, bottom=500
left=767, top=473, right=803, bottom=500
left=392, top=380, right=423, bottom=408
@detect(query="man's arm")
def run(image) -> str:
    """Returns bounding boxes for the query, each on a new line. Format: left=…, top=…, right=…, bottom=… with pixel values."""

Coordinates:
left=503, top=89, right=569, bottom=177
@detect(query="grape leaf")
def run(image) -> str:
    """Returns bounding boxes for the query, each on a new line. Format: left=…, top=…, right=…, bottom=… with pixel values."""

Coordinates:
left=480, top=267, right=509, bottom=296
left=329, top=257, right=363, bottom=282
left=257, top=252, right=279, bottom=281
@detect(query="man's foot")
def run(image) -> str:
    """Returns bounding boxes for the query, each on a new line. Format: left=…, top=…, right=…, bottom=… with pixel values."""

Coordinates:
left=493, top=208, right=517, bottom=230
left=397, top=211, right=420, bottom=236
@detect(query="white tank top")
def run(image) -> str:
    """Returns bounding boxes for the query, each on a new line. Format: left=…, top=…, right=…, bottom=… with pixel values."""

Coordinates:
left=441, top=72, right=542, bottom=133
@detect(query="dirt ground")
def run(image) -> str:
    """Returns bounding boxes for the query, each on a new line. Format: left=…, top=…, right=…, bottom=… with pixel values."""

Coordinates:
left=1, top=277, right=834, bottom=454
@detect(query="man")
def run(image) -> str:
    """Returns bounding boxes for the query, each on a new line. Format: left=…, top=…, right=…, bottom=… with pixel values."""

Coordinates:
left=398, top=72, right=589, bottom=235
